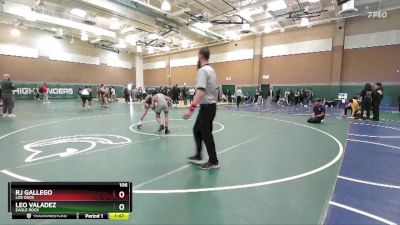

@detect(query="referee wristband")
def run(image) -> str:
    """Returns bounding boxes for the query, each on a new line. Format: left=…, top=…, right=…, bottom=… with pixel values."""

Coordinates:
left=189, top=103, right=197, bottom=112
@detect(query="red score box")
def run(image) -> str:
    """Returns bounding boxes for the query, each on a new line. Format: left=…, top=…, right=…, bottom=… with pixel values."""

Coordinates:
left=10, top=182, right=131, bottom=201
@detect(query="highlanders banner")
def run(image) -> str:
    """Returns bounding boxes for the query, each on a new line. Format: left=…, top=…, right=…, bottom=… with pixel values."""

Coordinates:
left=11, top=82, right=125, bottom=100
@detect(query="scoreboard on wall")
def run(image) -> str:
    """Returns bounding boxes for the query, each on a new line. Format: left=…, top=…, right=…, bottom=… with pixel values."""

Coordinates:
left=8, top=182, right=132, bottom=220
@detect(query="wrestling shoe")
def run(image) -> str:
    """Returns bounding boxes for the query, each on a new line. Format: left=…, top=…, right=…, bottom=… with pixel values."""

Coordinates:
left=199, top=162, right=220, bottom=170
left=158, top=125, right=165, bottom=132
left=165, top=129, right=170, bottom=134
left=188, top=155, right=203, bottom=165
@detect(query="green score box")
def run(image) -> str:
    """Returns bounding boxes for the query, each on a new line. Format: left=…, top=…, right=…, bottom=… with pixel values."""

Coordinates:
left=12, top=201, right=130, bottom=213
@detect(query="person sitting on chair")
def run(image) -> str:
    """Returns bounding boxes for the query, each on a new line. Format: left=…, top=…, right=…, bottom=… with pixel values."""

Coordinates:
left=307, top=98, right=325, bottom=124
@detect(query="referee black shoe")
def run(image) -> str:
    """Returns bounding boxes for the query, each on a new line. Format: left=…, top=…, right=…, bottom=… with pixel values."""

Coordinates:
left=199, top=162, right=220, bottom=170
left=188, top=155, right=203, bottom=165
left=158, top=125, right=165, bottom=132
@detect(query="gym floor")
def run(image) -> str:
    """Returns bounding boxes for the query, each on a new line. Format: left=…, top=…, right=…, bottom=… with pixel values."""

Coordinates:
left=0, top=100, right=398, bottom=225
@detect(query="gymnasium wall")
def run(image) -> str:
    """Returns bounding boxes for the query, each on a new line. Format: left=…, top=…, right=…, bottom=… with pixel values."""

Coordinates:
left=143, top=38, right=257, bottom=87
left=0, top=23, right=136, bottom=87
left=143, top=55, right=169, bottom=87
left=143, top=10, right=400, bottom=105
left=260, top=23, right=338, bottom=85
left=341, top=14, right=400, bottom=84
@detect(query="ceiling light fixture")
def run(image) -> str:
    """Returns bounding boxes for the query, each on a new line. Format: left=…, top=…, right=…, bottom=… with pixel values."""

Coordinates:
left=241, top=23, right=252, bottom=33
left=339, top=0, right=358, bottom=15
left=161, top=45, right=170, bottom=52
left=267, top=0, right=287, bottom=11
left=120, top=26, right=136, bottom=34
left=116, top=40, right=127, bottom=49
left=147, top=33, right=160, bottom=40
left=125, top=34, right=137, bottom=45
left=25, top=12, right=37, bottom=21
left=32, top=0, right=45, bottom=10
left=70, top=8, right=87, bottom=18
left=161, top=0, right=171, bottom=11
left=263, top=25, right=272, bottom=33
left=4, top=2, right=116, bottom=38
left=55, top=28, right=63, bottom=35
left=239, top=7, right=264, bottom=23
left=109, top=18, right=121, bottom=30
left=148, top=46, right=154, bottom=54
left=90, top=37, right=101, bottom=44
left=81, top=31, right=89, bottom=41
left=193, top=22, right=213, bottom=30
left=10, top=28, right=21, bottom=36
left=225, top=31, right=240, bottom=40
left=54, top=28, right=64, bottom=38
left=181, top=40, right=191, bottom=48
left=300, top=18, right=311, bottom=27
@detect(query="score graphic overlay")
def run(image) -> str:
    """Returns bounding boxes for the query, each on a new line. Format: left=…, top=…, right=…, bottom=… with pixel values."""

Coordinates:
left=8, top=182, right=132, bottom=220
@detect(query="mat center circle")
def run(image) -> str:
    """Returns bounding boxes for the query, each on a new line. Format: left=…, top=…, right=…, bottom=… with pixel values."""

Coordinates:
left=129, top=119, right=225, bottom=137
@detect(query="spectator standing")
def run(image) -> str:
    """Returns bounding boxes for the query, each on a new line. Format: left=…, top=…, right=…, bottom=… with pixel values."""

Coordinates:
left=266, top=87, right=273, bottom=106
left=131, top=85, right=137, bottom=102
left=182, top=85, right=188, bottom=106
left=226, top=89, right=232, bottom=103
left=360, top=83, right=374, bottom=120
left=123, top=85, right=130, bottom=103
left=110, top=87, right=117, bottom=102
left=42, top=82, right=50, bottom=104
left=236, top=86, right=243, bottom=107
left=34, top=85, right=40, bottom=100
left=172, top=84, right=180, bottom=107
left=137, top=87, right=143, bottom=101
left=0, top=74, right=17, bottom=117
left=372, top=82, right=383, bottom=121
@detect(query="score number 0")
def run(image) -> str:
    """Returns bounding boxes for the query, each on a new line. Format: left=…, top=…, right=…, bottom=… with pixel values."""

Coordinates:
left=118, top=183, right=128, bottom=211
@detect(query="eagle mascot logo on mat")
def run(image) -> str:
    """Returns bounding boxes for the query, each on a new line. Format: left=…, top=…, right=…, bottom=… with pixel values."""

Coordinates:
left=23, top=135, right=132, bottom=162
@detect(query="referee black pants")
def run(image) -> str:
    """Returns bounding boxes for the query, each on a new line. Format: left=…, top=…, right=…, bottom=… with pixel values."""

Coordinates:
left=372, top=101, right=380, bottom=120
left=236, top=96, right=242, bottom=107
left=2, top=95, right=13, bottom=114
left=193, top=103, right=218, bottom=164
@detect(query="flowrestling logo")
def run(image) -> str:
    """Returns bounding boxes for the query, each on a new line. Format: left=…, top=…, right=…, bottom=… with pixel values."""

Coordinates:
left=13, top=88, right=74, bottom=95
left=23, top=135, right=132, bottom=162
left=367, top=11, right=388, bottom=19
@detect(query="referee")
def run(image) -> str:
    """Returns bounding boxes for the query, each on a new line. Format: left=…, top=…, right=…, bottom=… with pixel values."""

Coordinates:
left=183, top=47, right=219, bottom=170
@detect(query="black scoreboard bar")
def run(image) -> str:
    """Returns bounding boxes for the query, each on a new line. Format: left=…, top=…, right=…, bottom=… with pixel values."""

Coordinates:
left=8, top=182, right=132, bottom=220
